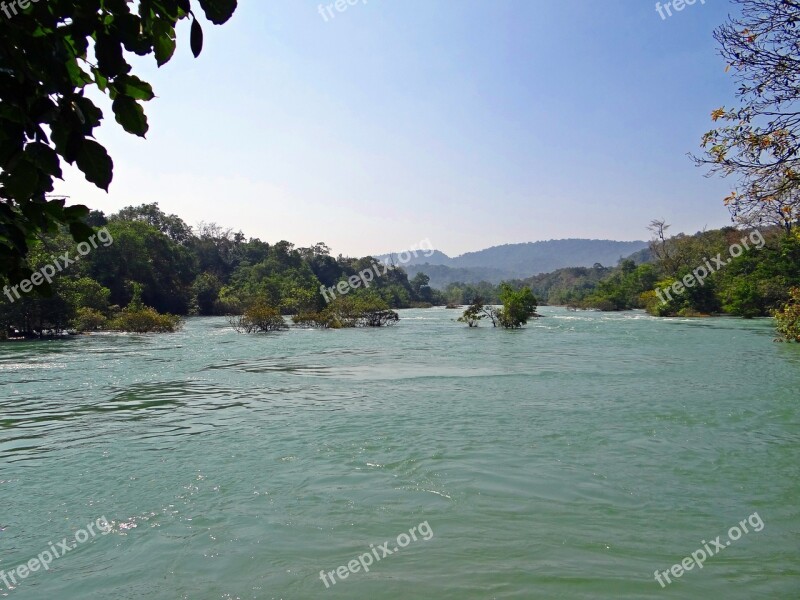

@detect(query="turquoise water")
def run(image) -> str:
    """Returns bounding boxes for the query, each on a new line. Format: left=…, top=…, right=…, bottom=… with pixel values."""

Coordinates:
left=1, top=308, right=799, bottom=599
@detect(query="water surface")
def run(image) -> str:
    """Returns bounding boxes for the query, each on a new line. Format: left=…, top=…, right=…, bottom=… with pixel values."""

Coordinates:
left=1, top=308, right=798, bottom=599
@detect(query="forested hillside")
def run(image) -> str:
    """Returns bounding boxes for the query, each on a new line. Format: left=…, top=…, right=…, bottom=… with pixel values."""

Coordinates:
left=534, top=226, right=800, bottom=317
left=3, top=202, right=798, bottom=339
left=0, top=204, right=441, bottom=337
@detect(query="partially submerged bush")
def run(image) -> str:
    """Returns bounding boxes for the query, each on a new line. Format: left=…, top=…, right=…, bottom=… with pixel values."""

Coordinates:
left=775, top=287, right=800, bottom=342
left=496, top=284, right=539, bottom=328
left=109, top=283, right=181, bottom=333
left=361, top=308, right=400, bottom=327
left=459, top=286, right=538, bottom=328
left=229, top=300, right=288, bottom=333
left=72, top=308, right=108, bottom=332
left=293, top=293, right=398, bottom=328
left=457, top=298, right=498, bottom=327
left=292, top=312, right=332, bottom=328
left=109, top=307, right=181, bottom=333
left=457, top=286, right=539, bottom=328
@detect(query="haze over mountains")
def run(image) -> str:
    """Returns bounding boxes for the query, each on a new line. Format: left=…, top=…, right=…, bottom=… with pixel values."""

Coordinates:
left=380, top=239, right=649, bottom=288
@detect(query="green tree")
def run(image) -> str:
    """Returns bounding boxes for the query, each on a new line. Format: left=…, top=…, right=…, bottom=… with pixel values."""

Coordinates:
left=0, top=0, right=238, bottom=283
left=110, top=203, right=193, bottom=244
left=775, top=287, right=800, bottom=342
left=458, top=301, right=483, bottom=327
left=62, top=277, right=111, bottom=313
left=191, top=272, right=222, bottom=315
left=229, top=299, right=287, bottom=333
left=72, top=307, right=108, bottom=332
left=410, top=272, right=434, bottom=303
left=293, top=292, right=398, bottom=329
left=109, top=282, right=181, bottom=332
left=496, top=284, right=538, bottom=329
left=90, top=219, right=195, bottom=313
left=457, top=296, right=500, bottom=327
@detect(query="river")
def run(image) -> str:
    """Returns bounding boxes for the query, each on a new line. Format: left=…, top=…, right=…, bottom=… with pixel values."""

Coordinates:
left=1, top=308, right=798, bottom=599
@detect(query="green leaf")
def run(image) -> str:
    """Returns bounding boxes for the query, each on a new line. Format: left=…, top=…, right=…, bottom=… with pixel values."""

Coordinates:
left=26, top=143, right=62, bottom=178
left=152, top=21, right=177, bottom=66
left=112, top=12, right=147, bottom=53
left=29, top=97, right=58, bottom=125
left=69, top=221, right=96, bottom=242
left=2, top=160, right=40, bottom=200
left=39, top=199, right=66, bottom=221
left=191, top=18, right=203, bottom=58
left=198, top=0, right=238, bottom=25
left=95, top=34, right=129, bottom=77
left=113, top=74, right=155, bottom=101
left=112, top=96, right=149, bottom=137
left=63, top=205, right=90, bottom=222
left=73, top=97, right=104, bottom=130
left=64, top=58, right=93, bottom=88
left=92, top=67, right=109, bottom=91
left=51, top=122, right=84, bottom=164
left=76, top=140, right=113, bottom=191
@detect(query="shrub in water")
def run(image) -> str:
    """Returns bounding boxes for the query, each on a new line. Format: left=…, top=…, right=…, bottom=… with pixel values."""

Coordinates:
left=230, top=300, right=287, bottom=333
left=775, top=287, right=800, bottom=342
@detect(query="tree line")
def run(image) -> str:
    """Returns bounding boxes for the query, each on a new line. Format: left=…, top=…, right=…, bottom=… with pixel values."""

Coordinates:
left=436, top=223, right=800, bottom=340
left=1, top=204, right=797, bottom=340
left=0, top=203, right=443, bottom=337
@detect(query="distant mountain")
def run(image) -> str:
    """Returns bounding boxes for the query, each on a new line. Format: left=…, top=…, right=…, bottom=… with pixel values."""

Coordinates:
left=378, top=239, right=649, bottom=288
left=625, top=245, right=654, bottom=265
left=390, top=249, right=453, bottom=266
left=449, top=239, right=649, bottom=273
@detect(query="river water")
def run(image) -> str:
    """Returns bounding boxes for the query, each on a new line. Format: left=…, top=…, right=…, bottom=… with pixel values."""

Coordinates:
left=1, top=308, right=798, bottom=599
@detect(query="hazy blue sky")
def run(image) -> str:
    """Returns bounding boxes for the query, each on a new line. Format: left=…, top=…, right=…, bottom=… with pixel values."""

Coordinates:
left=56, top=0, right=738, bottom=257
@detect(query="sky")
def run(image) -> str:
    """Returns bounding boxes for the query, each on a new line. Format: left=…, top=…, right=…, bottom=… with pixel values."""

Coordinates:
left=55, top=0, right=740, bottom=257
